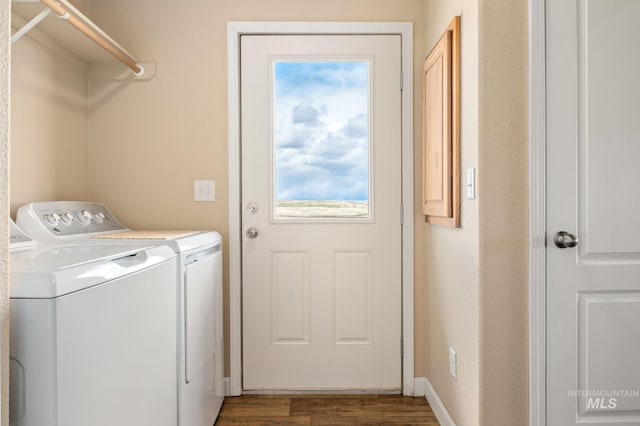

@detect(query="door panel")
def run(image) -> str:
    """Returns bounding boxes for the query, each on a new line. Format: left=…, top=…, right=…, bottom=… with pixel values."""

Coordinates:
left=577, top=0, right=640, bottom=258
left=547, top=0, right=640, bottom=423
left=270, top=250, right=310, bottom=345
left=334, top=250, right=373, bottom=344
left=577, top=293, right=640, bottom=415
left=241, top=35, right=402, bottom=390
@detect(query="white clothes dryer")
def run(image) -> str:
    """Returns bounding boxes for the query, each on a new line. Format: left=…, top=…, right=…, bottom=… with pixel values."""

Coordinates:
left=9, top=220, right=178, bottom=426
left=17, top=202, right=224, bottom=426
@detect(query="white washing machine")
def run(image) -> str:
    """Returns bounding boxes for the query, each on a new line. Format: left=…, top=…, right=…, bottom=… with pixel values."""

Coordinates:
left=17, top=201, right=225, bottom=426
left=9, top=219, right=178, bottom=426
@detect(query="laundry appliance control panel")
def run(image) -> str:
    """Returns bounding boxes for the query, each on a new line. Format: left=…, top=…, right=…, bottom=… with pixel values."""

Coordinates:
left=17, top=201, right=127, bottom=238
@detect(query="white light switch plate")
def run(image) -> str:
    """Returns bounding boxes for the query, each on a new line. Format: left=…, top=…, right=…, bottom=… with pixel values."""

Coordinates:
left=449, top=347, right=457, bottom=380
left=194, top=180, right=215, bottom=202
left=466, top=168, right=476, bottom=199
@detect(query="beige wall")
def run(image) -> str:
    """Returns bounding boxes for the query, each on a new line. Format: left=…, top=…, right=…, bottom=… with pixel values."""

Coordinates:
left=422, top=0, right=528, bottom=425
left=422, top=1, right=480, bottom=425
left=478, top=0, right=528, bottom=424
left=9, top=27, right=91, bottom=217
left=86, top=0, right=426, bottom=378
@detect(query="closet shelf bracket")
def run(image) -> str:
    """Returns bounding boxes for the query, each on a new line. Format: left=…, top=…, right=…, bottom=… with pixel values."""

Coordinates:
left=11, top=7, right=51, bottom=44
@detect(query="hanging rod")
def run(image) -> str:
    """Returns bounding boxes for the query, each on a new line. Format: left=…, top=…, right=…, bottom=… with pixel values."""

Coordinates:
left=13, top=0, right=144, bottom=76
left=40, top=0, right=143, bottom=75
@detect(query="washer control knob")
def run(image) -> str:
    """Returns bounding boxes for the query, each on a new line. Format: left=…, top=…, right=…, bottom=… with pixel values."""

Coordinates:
left=94, top=212, right=106, bottom=223
left=76, top=210, right=93, bottom=225
left=44, top=213, right=60, bottom=226
left=60, top=212, right=74, bottom=225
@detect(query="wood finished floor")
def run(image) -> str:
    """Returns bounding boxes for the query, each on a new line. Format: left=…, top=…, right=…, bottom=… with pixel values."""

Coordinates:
left=214, top=394, right=439, bottom=425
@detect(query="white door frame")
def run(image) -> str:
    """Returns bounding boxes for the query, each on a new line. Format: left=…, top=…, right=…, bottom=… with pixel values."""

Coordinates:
left=227, top=22, right=414, bottom=396
left=529, top=0, right=546, bottom=424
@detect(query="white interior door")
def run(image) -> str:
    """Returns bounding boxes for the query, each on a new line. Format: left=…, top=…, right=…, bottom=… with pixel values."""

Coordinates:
left=547, top=0, right=640, bottom=424
left=241, top=34, right=402, bottom=390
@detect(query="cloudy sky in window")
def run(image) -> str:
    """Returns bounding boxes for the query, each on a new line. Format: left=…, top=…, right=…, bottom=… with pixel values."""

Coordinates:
left=273, top=61, right=370, bottom=202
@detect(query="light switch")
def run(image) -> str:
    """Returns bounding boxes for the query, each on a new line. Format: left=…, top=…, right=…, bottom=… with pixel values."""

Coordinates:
left=466, top=168, right=475, bottom=200
left=194, top=180, right=215, bottom=202
left=449, top=347, right=457, bottom=380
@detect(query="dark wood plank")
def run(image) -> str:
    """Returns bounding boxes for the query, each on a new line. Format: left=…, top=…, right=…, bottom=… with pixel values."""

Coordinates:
left=312, top=419, right=439, bottom=426
left=291, top=395, right=434, bottom=417
left=215, top=416, right=311, bottom=425
left=217, top=396, right=291, bottom=418
left=221, top=395, right=293, bottom=405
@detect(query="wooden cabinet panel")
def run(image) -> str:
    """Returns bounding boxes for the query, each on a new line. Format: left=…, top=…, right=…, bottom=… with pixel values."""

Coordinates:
left=422, top=17, right=460, bottom=228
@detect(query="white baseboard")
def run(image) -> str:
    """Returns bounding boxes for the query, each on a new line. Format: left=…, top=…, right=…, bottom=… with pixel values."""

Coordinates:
left=424, top=378, right=456, bottom=426
left=224, top=377, right=231, bottom=396
left=414, top=377, right=427, bottom=396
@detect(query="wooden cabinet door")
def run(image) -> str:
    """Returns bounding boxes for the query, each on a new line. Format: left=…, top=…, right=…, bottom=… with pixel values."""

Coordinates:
left=422, top=17, right=460, bottom=227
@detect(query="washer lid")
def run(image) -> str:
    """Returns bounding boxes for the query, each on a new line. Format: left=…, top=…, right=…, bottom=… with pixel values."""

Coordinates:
left=10, top=244, right=176, bottom=299
left=9, top=219, right=37, bottom=252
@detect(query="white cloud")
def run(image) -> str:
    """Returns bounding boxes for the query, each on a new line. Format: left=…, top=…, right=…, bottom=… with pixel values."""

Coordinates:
left=291, top=102, right=328, bottom=127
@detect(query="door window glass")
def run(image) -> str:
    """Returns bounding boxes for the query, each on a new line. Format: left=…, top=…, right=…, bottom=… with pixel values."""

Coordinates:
left=273, top=61, right=371, bottom=219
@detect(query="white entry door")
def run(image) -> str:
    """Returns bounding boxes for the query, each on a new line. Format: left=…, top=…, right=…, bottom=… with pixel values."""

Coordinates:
left=546, top=0, right=640, bottom=424
left=240, top=35, right=402, bottom=390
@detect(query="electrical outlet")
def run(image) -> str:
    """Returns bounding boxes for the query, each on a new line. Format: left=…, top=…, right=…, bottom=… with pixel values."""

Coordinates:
left=194, top=180, right=215, bottom=202
left=449, top=347, right=457, bottom=380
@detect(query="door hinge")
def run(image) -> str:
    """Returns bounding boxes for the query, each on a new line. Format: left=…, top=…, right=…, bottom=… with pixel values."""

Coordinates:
left=400, top=204, right=404, bottom=225
left=401, top=336, right=404, bottom=357
left=400, top=69, right=404, bottom=91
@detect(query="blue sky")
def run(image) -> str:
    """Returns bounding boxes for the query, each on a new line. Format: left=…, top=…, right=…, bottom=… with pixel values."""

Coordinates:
left=273, top=61, right=370, bottom=202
